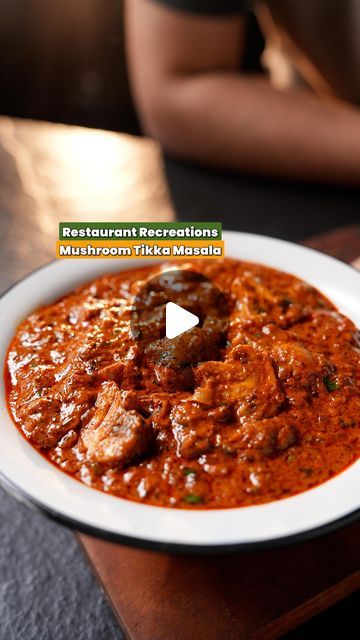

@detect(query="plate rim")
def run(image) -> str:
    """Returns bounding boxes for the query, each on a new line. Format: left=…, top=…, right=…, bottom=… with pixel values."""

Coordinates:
left=1, top=470, right=359, bottom=554
left=1, top=231, right=359, bottom=552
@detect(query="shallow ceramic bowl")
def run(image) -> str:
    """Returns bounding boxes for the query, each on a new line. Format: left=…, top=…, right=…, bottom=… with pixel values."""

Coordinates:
left=0, top=231, right=359, bottom=552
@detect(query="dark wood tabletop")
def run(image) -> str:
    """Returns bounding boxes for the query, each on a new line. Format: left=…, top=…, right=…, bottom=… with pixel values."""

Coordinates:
left=0, top=116, right=173, bottom=293
left=78, top=227, right=360, bottom=640
left=0, top=116, right=359, bottom=640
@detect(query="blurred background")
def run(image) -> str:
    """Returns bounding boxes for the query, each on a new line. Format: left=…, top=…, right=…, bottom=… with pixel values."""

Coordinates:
left=0, top=0, right=263, bottom=133
left=0, top=0, right=138, bottom=132
left=0, top=3, right=358, bottom=640
left=2, top=0, right=358, bottom=244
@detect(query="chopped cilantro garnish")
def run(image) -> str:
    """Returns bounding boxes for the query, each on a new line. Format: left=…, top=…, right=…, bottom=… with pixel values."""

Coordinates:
left=184, top=494, right=203, bottom=505
left=323, top=376, right=340, bottom=392
left=183, top=468, right=196, bottom=477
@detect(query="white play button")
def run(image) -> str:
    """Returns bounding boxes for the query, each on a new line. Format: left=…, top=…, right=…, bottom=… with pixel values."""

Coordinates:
left=165, top=302, right=199, bottom=339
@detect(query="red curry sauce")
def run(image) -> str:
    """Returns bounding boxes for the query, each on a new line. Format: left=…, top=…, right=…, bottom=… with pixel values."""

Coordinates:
left=5, top=259, right=360, bottom=508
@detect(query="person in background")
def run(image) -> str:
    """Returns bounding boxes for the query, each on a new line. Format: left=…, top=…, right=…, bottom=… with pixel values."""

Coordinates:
left=125, top=0, right=360, bottom=185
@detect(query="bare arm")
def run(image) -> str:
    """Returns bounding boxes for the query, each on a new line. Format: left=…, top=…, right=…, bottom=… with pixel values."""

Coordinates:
left=125, top=0, right=360, bottom=185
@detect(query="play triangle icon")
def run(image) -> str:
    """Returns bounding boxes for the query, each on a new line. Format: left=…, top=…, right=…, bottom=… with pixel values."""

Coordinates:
left=165, top=302, right=199, bottom=339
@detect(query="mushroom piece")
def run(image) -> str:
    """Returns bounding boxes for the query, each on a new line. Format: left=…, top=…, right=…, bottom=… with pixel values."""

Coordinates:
left=82, top=381, right=153, bottom=467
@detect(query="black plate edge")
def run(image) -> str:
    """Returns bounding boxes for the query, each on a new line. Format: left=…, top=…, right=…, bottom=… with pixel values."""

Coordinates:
left=0, top=244, right=359, bottom=555
left=1, top=471, right=359, bottom=556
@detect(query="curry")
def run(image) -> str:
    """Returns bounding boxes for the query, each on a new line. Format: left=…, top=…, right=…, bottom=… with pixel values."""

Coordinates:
left=5, top=259, right=360, bottom=508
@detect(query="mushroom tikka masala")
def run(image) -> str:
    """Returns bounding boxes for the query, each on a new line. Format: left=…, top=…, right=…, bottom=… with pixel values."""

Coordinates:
left=5, top=259, right=360, bottom=508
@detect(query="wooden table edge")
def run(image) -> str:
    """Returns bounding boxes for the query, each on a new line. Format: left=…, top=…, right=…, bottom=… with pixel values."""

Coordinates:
left=76, top=227, right=360, bottom=640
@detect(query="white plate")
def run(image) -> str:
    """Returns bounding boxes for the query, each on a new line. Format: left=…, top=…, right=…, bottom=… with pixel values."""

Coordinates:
left=0, top=231, right=359, bottom=552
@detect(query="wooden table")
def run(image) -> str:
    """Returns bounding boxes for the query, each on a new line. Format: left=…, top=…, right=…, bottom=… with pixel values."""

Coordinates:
left=0, top=116, right=173, bottom=293
left=78, top=225, right=360, bottom=640
left=0, top=117, right=359, bottom=640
